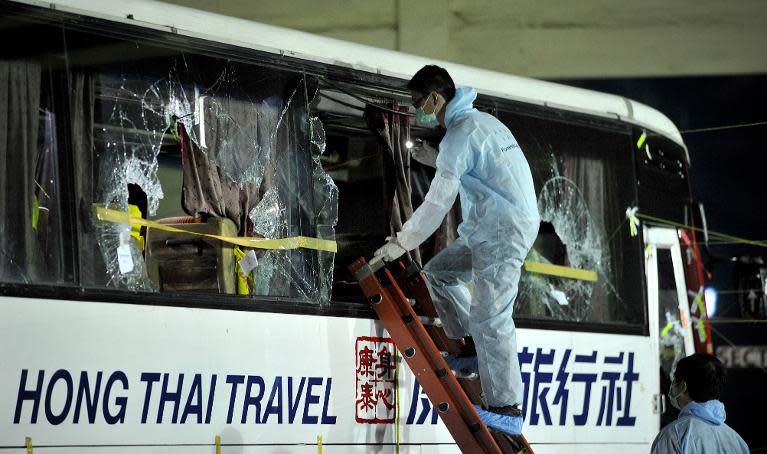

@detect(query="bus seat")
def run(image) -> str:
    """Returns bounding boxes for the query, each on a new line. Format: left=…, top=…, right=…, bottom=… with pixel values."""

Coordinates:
left=144, top=216, right=237, bottom=294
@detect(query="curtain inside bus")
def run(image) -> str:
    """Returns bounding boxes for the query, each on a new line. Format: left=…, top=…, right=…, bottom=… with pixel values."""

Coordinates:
left=365, top=104, right=423, bottom=266
left=70, top=72, right=107, bottom=287
left=366, top=105, right=462, bottom=266
left=0, top=61, right=42, bottom=284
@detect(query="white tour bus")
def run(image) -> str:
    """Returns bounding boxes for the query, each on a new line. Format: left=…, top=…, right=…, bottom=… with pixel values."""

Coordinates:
left=0, top=0, right=710, bottom=452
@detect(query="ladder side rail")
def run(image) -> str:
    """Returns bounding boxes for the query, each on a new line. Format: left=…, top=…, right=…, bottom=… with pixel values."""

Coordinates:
left=382, top=268, right=503, bottom=452
left=353, top=264, right=501, bottom=453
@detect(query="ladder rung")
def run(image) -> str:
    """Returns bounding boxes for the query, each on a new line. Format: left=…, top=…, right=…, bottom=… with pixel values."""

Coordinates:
left=418, top=315, right=442, bottom=327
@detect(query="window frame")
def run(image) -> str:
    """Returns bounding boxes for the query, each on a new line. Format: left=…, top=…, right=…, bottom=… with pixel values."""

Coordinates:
left=487, top=96, right=649, bottom=333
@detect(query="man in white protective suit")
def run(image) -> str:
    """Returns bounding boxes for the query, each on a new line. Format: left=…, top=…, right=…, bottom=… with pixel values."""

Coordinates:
left=374, top=65, right=540, bottom=436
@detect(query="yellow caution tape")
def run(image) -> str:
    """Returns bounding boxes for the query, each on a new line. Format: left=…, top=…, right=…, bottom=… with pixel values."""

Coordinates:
left=626, top=207, right=640, bottom=237
left=32, top=195, right=39, bottom=231
left=694, top=289, right=708, bottom=342
left=695, top=290, right=706, bottom=316
left=697, top=319, right=707, bottom=342
left=93, top=205, right=337, bottom=253
left=234, top=246, right=251, bottom=295
left=635, top=211, right=767, bottom=249
left=523, top=261, right=598, bottom=282
left=636, top=131, right=647, bottom=149
left=128, top=204, right=145, bottom=251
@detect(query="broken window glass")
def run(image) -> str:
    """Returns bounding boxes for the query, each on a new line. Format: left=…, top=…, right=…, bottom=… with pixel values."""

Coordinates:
left=320, top=119, right=389, bottom=302
left=498, top=110, right=644, bottom=326
left=62, top=28, right=338, bottom=304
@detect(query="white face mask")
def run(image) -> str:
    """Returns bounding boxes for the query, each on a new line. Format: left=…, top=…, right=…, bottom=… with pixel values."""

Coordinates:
left=668, top=381, right=687, bottom=410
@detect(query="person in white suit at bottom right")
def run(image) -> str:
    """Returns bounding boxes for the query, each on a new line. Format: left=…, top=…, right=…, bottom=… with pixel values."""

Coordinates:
left=652, top=353, right=748, bottom=453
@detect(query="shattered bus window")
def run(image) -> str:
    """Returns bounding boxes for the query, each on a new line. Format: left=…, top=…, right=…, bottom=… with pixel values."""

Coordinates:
left=500, top=110, right=644, bottom=326
left=65, top=30, right=338, bottom=304
left=519, top=162, right=614, bottom=322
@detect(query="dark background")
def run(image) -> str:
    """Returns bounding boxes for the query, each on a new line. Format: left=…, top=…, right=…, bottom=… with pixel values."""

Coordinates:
left=561, top=75, right=767, bottom=451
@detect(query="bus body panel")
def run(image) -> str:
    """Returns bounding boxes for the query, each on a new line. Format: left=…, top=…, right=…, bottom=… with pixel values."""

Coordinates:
left=1, top=296, right=656, bottom=450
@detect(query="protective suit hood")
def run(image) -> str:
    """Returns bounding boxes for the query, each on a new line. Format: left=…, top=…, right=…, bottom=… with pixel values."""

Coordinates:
left=680, top=400, right=727, bottom=426
left=445, top=87, right=478, bottom=128
left=651, top=399, right=748, bottom=453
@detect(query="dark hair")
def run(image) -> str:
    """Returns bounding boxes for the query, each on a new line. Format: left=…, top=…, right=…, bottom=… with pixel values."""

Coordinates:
left=673, top=353, right=726, bottom=402
left=407, top=65, right=456, bottom=102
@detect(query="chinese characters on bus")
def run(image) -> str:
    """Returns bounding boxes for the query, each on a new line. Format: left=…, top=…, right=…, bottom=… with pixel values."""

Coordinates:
left=519, top=348, right=639, bottom=426
left=355, top=336, right=640, bottom=428
left=355, top=336, right=397, bottom=423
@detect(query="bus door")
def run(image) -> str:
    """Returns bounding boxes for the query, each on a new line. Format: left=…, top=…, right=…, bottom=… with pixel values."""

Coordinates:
left=644, top=226, right=695, bottom=427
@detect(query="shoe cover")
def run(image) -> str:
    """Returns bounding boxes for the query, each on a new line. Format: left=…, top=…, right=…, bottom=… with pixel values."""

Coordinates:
left=473, top=404, right=523, bottom=436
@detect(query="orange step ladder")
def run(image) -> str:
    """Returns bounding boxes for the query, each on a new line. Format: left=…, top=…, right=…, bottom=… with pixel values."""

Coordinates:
left=349, top=256, right=534, bottom=454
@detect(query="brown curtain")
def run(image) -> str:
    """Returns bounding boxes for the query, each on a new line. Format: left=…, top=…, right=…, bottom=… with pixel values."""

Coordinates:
left=563, top=154, right=621, bottom=321
left=0, top=61, right=41, bottom=283
left=69, top=72, right=108, bottom=286
left=180, top=121, right=260, bottom=235
left=366, top=104, right=465, bottom=266
left=365, top=105, right=422, bottom=266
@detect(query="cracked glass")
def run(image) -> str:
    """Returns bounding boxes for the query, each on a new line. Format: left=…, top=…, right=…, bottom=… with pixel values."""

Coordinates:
left=64, top=30, right=338, bottom=304
left=498, top=109, right=644, bottom=326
